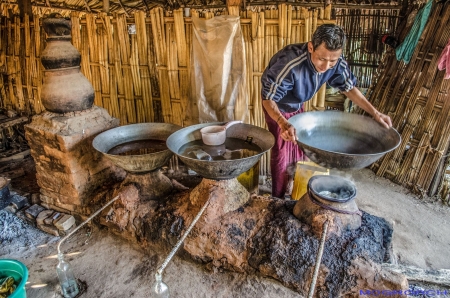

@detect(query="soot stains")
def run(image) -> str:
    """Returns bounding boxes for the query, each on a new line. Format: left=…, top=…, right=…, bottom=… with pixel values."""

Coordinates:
left=142, top=195, right=184, bottom=245
left=249, top=201, right=393, bottom=297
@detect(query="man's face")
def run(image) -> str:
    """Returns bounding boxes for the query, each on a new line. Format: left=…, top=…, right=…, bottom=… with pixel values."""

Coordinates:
left=307, top=42, right=342, bottom=73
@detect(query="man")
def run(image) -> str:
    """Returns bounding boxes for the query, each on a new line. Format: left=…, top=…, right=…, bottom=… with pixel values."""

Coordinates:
left=261, top=24, right=392, bottom=199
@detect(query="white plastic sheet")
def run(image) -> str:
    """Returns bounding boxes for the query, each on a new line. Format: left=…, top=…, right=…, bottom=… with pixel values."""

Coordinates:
left=190, top=15, right=248, bottom=124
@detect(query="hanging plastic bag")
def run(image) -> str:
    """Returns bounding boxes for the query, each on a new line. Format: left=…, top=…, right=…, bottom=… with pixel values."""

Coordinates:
left=189, top=15, right=248, bottom=124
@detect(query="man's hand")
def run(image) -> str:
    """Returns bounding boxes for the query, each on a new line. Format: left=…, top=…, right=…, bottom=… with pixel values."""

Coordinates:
left=373, top=111, right=392, bottom=129
left=278, top=118, right=297, bottom=143
left=342, top=88, right=393, bottom=129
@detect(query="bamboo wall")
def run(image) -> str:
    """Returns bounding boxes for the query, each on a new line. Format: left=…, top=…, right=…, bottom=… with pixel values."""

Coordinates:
left=0, top=5, right=333, bottom=176
left=336, top=9, right=400, bottom=88
left=367, top=2, right=450, bottom=197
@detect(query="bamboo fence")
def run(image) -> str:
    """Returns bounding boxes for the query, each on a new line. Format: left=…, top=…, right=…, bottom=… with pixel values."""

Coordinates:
left=366, top=2, right=450, bottom=197
left=0, top=5, right=335, bottom=176
left=336, top=8, right=400, bottom=89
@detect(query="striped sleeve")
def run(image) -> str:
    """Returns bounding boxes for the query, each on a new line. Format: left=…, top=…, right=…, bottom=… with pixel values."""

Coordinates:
left=328, top=58, right=357, bottom=92
left=261, top=52, right=307, bottom=101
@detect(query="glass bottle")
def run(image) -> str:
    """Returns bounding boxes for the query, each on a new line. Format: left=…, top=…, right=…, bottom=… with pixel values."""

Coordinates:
left=152, top=272, right=169, bottom=298
left=56, top=253, right=80, bottom=298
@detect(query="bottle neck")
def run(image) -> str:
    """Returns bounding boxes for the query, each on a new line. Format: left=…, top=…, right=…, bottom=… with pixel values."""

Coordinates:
left=155, top=272, right=162, bottom=282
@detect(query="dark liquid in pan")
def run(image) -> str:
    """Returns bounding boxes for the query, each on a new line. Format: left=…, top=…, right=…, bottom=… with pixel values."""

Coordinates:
left=178, top=138, right=262, bottom=161
left=108, top=139, right=167, bottom=156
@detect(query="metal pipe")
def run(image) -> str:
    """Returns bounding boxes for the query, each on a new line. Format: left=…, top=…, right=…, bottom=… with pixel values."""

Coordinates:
left=308, top=220, right=329, bottom=298
left=57, top=195, right=121, bottom=255
left=156, top=197, right=211, bottom=275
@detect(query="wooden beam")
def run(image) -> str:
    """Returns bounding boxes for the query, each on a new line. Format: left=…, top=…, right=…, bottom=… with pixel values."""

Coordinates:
left=244, top=2, right=401, bottom=10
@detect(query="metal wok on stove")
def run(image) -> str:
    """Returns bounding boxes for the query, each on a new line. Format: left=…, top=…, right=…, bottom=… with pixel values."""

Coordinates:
left=166, top=122, right=275, bottom=180
left=92, top=123, right=182, bottom=173
left=288, top=111, right=401, bottom=169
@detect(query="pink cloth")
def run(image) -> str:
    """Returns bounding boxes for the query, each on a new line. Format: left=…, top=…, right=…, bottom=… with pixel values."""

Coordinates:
left=263, top=106, right=304, bottom=198
left=438, top=39, right=450, bottom=79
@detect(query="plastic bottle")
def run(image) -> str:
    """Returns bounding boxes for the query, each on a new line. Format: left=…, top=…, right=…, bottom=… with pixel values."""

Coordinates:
left=152, top=272, right=169, bottom=298
left=56, top=253, right=80, bottom=298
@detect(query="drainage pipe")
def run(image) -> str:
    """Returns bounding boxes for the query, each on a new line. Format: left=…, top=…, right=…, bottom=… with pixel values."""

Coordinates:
left=307, top=220, right=329, bottom=298
left=57, top=195, right=121, bottom=255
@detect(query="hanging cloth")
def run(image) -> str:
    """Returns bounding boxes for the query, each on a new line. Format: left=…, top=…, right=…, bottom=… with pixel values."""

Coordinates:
left=395, top=0, right=433, bottom=64
left=438, top=38, right=450, bottom=79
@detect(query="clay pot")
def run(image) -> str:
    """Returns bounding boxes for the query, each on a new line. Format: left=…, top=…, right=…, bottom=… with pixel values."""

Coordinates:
left=41, top=66, right=94, bottom=113
left=42, top=17, right=71, bottom=37
left=293, top=175, right=362, bottom=232
left=41, top=37, right=81, bottom=69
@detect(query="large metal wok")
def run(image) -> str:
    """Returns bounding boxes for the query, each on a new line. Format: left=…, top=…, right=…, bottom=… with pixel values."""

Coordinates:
left=288, top=111, right=401, bottom=169
left=166, top=122, right=275, bottom=180
left=93, top=123, right=182, bottom=173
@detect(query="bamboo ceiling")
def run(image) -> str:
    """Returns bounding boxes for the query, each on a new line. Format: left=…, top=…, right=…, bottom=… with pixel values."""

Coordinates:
left=0, top=0, right=405, bottom=16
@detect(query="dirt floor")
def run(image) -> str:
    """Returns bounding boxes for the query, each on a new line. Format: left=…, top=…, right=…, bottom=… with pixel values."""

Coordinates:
left=1, top=156, right=450, bottom=297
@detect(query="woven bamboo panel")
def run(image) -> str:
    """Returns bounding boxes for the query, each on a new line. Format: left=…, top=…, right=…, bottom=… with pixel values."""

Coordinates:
left=368, top=2, right=450, bottom=196
left=0, top=5, right=333, bottom=176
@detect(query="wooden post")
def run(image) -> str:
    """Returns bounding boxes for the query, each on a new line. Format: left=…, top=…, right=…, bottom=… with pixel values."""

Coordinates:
left=103, top=0, right=110, bottom=14
left=17, top=0, right=32, bottom=20
left=227, top=0, right=241, bottom=16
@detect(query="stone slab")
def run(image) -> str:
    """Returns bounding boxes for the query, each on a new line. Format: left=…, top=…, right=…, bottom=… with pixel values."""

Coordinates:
left=36, top=209, right=54, bottom=226
left=37, top=223, right=60, bottom=236
left=54, top=214, right=75, bottom=231
left=9, top=194, right=29, bottom=210
left=25, top=204, right=46, bottom=220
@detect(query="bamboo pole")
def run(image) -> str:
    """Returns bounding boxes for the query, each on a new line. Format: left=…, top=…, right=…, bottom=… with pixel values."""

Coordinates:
left=287, top=5, right=292, bottom=45
left=167, top=22, right=182, bottom=126
left=173, top=9, right=187, bottom=68
left=324, top=4, right=332, bottom=20
left=312, top=8, right=318, bottom=33
left=317, top=83, right=326, bottom=108
left=135, top=11, right=153, bottom=123
left=174, top=8, right=189, bottom=125
left=151, top=7, right=172, bottom=123
left=279, top=3, right=286, bottom=49
left=14, top=16, right=20, bottom=56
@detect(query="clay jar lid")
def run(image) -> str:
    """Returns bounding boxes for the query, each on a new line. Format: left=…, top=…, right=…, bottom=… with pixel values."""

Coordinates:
left=42, top=17, right=71, bottom=37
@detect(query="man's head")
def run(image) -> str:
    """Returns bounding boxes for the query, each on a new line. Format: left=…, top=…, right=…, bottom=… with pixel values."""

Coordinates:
left=311, top=24, right=346, bottom=51
left=307, top=24, right=346, bottom=73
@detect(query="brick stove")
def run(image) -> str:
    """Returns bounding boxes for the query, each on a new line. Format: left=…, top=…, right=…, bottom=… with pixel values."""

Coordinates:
left=24, top=16, right=122, bottom=215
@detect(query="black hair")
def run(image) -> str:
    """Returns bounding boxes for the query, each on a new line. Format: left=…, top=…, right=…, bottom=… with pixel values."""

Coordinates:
left=311, top=24, right=346, bottom=51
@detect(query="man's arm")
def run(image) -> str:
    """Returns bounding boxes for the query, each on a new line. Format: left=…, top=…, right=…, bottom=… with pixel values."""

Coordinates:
left=262, top=99, right=297, bottom=142
left=342, top=88, right=392, bottom=128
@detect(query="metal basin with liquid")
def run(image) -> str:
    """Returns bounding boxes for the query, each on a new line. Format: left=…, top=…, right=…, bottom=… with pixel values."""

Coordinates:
left=92, top=123, right=182, bottom=173
left=288, top=111, right=401, bottom=169
left=166, top=122, right=275, bottom=180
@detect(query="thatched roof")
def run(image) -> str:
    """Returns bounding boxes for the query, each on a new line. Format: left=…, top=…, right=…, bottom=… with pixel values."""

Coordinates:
left=3, top=0, right=404, bottom=16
